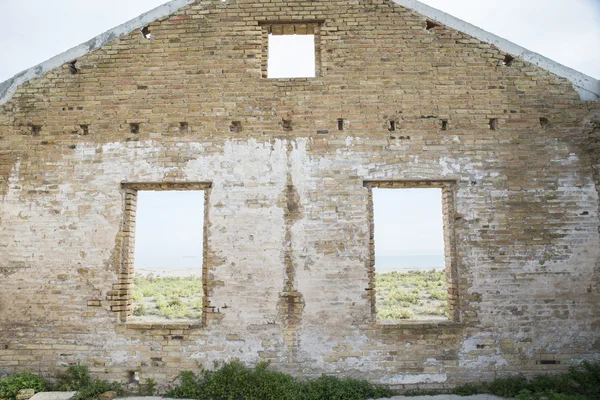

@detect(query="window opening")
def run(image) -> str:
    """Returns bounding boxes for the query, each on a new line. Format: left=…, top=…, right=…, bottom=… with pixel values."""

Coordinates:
left=338, top=118, right=345, bottom=131
left=268, top=34, right=315, bottom=78
left=441, top=120, right=448, bottom=131
left=262, top=23, right=320, bottom=79
left=132, top=190, right=205, bottom=321
left=367, top=183, right=456, bottom=323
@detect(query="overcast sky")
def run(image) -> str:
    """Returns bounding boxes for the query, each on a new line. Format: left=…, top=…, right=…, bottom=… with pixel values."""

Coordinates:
left=0, top=0, right=598, bottom=82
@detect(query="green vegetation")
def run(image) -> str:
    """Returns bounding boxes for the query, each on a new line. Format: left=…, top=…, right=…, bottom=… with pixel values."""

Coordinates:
left=451, top=361, right=600, bottom=400
left=132, top=271, right=447, bottom=322
left=54, top=364, right=91, bottom=391
left=0, top=372, right=48, bottom=400
left=132, top=270, right=447, bottom=322
left=1, top=361, right=599, bottom=400
left=376, top=269, right=448, bottom=321
left=166, top=360, right=393, bottom=400
left=133, top=276, right=203, bottom=320
left=54, top=364, right=123, bottom=400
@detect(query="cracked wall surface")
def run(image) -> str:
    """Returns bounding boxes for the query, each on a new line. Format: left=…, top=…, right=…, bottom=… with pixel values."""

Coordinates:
left=0, top=0, right=599, bottom=391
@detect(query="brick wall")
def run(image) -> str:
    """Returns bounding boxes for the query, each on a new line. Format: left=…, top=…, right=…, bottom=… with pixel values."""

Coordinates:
left=0, top=0, right=599, bottom=390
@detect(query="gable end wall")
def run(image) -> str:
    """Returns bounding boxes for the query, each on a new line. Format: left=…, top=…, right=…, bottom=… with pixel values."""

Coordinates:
left=0, top=0, right=599, bottom=390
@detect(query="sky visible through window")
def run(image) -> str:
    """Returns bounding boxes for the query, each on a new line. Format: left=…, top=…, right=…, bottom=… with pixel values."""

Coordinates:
left=373, top=188, right=445, bottom=272
left=268, top=34, right=316, bottom=78
left=134, top=189, right=445, bottom=273
left=134, top=191, right=204, bottom=276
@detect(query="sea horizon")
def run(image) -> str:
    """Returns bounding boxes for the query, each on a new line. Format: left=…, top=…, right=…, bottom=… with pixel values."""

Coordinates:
left=375, top=254, right=444, bottom=272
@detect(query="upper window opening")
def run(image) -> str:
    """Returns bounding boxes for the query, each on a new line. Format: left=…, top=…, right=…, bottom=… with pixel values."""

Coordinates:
left=263, top=23, right=319, bottom=79
left=268, top=34, right=315, bottom=78
left=132, top=190, right=205, bottom=321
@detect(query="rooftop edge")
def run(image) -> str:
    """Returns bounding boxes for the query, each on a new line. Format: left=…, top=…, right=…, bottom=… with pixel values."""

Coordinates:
left=0, top=0, right=598, bottom=105
left=393, top=0, right=599, bottom=101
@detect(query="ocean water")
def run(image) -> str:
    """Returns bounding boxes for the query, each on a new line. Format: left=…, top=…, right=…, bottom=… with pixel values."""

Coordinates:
left=374, top=255, right=444, bottom=273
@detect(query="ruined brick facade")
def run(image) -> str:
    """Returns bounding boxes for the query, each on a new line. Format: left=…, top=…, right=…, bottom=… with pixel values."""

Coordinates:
left=0, top=0, right=599, bottom=391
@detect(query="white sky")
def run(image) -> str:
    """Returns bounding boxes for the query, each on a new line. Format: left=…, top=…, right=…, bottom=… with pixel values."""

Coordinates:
left=1, top=1, right=597, bottom=270
left=135, top=191, right=204, bottom=270
left=373, top=189, right=444, bottom=257
left=268, top=35, right=316, bottom=78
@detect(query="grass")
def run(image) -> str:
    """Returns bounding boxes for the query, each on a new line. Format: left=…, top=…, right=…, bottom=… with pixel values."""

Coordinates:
left=132, top=270, right=447, bottom=322
left=133, top=276, right=203, bottom=320
left=376, top=269, right=448, bottom=321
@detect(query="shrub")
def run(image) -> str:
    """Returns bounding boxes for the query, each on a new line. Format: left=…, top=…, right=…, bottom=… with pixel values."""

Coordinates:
left=452, top=382, right=482, bottom=396
left=54, top=364, right=92, bottom=391
left=73, top=379, right=123, bottom=400
left=487, top=375, right=529, bottom=397
left=166, top=360, right=392, bottom=400
left=53, top=364, right=123, bottom=400
left=453, top=362, right=600, bottom=400
left=139, top=378, right=157, bottom=396
left=301, top=375, right=391, bottom=400
left=0, top=372, right=48, bottom=400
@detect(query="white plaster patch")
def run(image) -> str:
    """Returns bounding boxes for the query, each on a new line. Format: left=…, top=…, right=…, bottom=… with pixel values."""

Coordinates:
left=110, top=350, right=129, bottom=364
left=459, top=334, right=507, bottom=368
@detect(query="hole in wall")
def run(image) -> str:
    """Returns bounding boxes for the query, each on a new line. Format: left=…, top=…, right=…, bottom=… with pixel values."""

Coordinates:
left=179, top=122, right=189, bottom=132
left=338, top=118, right=345, bottom=131
left=489, top=118, right=499, bottom=131
left=539, top=117, right=550, bottom=127
left=80, top=124, right=89, bottom=135
left=503, top=54, right=514, bottom=66
left=130, top=123, right=140, bottom=134
left=282, top=119, right=293, bottom=132
left=426, top=20, right=442, bottom=30
left=230, top=121, right=242, bottom=133
left=441, top=120, right=448, bottom=131
left=31, top=125, right=41, bottom=136
left=141, top=26, right=152, bottom=39
left=69, top=60, right=80, bottom=74
left=387, top=120, right=396, bottom=132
